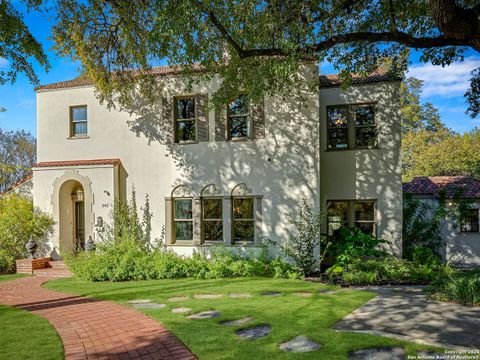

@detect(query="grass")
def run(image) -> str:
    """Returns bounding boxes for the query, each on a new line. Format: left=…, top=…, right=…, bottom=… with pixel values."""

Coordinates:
left=0, top=273, right=28, bottom=282
left=45, top=277, right=438, bottom=359
left=0, top=275, right=63, bottom=360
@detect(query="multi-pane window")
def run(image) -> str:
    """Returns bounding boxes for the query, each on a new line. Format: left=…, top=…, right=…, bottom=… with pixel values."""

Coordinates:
left=228, top=94, right=250, bottom=139
left=175, top=97, right=196, bottom=142
left=173, top=198, right=193, bottom=241
left=327, top=200, right=376, bottom=236
left=70, top=106, right=88, bottom=137
left=232, top=197, right=254, bottom=242
left=202, top=198, right=223, bottom=242
left=327, top=108, right=348, bottom=149
left=461, top=209, right=479, bottom=233
left=327, top=104, right=377, bottom=150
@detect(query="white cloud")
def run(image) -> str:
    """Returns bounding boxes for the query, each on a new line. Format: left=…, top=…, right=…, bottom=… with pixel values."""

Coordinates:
left=407, top=57, right=480, bottom=98
left=0, top=58, right=8, bottom=68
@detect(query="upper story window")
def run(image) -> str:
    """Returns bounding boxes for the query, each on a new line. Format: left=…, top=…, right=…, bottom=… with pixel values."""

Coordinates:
left=70, top=106, right=88, bottom=137
left=327, top=104, right=377, bottom=150
left=461, top=209, right=479, bottom=233
left=173, top=194, right=194, bottom=241
left=228, top=94, right=250, bottom=140
left=175, top=97, right=196, bottom=143
left=327, top=200, right=376, bottom=236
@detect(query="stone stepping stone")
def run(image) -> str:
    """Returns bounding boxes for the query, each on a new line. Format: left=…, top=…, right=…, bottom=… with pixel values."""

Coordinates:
left=293, top=292, right=313, bottom=297
left=187, top=311, right=220, bottom=320
left=171, top=307, right=191, bottom=314
left=261, top=291, right=282, bottom=297
left=220, top=317, right=253, bottom=326
left=349, top=347, right=405, bottom=360
left=127, top=299, right=151, bottom=304
left=132, top=303, right=166, bottom=309
left=229, top=293, right=252, bottom=298
left=318, top=289, right=338, bottom=295
left=235, top=325, right=271, bottom=340
left=169, top=296, right=189, bottom=302
left=279, top=336, right=321, bottom=353
left=193, top=294, right=224, bottom=299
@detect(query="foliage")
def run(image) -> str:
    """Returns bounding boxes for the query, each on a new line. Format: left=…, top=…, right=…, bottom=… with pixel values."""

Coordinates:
left=66, top=241, right=301, bottom=281
left=326, top=256, right=442, bottom=286
left=0, top=193, right=54, bottom=273
left=0, top=129, right=36, bottom=193
left=46, top=1, right=480, bottom=116
left=426, top=267, right=480, bottom=306
left=402, top=192, right=474, bottom=259
left=327, top=227, right=388, bottom=266
left=268, top=199, right=326, bottom=276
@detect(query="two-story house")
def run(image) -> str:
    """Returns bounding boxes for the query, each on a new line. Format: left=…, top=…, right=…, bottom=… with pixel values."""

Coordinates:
left=33, top=63, right=403, bottom=259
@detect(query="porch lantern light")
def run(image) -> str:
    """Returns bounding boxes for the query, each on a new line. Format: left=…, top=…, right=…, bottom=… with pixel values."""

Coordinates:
left=76, top=189, right=84, bottom=202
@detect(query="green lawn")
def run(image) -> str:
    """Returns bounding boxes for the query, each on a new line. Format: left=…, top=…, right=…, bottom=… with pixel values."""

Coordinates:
left=45, top=277, right=437, bottom=359
left=0, top=273, right=28, bottom=282
left=0, top=275, right=63, bottom=360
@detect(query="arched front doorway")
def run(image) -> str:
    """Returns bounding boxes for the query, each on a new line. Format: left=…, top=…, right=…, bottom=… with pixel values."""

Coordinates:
left=58, top=179, right=86, bottom=253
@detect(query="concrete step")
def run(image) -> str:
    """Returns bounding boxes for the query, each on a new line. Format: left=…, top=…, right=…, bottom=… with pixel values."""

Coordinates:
left=47, top=260, right=68, bottom=269
left=33, top=268, right=72, bottom=277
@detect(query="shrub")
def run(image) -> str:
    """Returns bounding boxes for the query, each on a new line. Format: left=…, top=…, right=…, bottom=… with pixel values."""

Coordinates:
left=425, top=268, right=480, bottom=306
left=327, top=227, right=388, bottom=266
left=326, top=256, right=441, bottom=285
left=269, top=199, right=326, bottom=276
left=0, top=194, right=54, bottom=273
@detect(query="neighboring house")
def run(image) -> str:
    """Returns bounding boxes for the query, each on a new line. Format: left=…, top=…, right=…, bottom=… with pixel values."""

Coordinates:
left=403, top=176, right=480, bottom=266
left=1, top=174, right=33, bottom=198
left=32, top=63, right=402, bottom=259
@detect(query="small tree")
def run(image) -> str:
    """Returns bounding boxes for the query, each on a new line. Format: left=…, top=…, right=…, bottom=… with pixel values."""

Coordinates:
left=270, top=200, right=328, bottom=276
left=0, top=193, right=54, bottom=273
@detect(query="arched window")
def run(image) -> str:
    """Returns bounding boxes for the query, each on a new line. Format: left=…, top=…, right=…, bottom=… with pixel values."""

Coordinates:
left=171, top=185, right=193, bottom=242
left=200, top=184, right=223, bottom=242
left=231, top=184, right=255, bottom=243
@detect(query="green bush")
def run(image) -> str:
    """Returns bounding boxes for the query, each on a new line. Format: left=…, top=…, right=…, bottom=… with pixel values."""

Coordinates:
left=425, top=268, right=480, bottom=306
left=326, top=256, right=441, bottom=285
left=0, top=194, right=54, bottom=273
left=65, top=240, right=302, bottom=282
left=327, top=227, right=388, bottom=266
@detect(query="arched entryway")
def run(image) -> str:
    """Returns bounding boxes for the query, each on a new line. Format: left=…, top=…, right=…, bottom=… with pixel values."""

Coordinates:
left=58, top=180, right=85, bottom=252
left=52, top=171, right=93, bottom=257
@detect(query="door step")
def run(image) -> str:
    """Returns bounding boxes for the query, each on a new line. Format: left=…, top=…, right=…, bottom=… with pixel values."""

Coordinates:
left=32, top=267, right=72, bottom=277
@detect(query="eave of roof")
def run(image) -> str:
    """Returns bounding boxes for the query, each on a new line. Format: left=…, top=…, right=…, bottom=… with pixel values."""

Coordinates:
left=319, top=70, right=401, bottom=88
left=33, top=159, right=121, bottom=168
left=1, top=173, right=33, bottom=195
left=403, top=176, right=480, bottom=199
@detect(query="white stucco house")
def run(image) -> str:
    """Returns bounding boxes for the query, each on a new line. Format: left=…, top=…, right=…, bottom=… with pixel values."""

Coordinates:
left=32, top=63, right=403, bottom=259
left=403, top=176, right=480, bottom=266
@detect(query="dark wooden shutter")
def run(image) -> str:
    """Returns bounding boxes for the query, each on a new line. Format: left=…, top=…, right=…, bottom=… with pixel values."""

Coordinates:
left=215, top=105, right=227, bottom=141
left=162, top=96, right=175, bottom=144
left=196, top=93, right=209, bottom=142
left=252, top=98, right=265, bottom=139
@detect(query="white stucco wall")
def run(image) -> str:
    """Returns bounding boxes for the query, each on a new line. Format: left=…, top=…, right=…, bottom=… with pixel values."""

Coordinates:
left=319, top=82, right=403, bottom=256
left=34, top=65, right=321, bottom=256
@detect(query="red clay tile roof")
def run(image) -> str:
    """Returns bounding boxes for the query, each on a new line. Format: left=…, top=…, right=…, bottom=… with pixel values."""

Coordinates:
left=34, top=159, right=121, bottom=168
left=403, top=176, right=480, bottom=199
left=35, top=64, right=205, bottom=92
left=1, top=173, right=32, bottom=195
left=319, top=69, right=401, bottom=88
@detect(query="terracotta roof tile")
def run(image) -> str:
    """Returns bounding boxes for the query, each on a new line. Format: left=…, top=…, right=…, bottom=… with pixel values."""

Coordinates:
left=319, top=69, right=401, bottom=88
left=34, top=159, right=121, bottom=168
left=403, top=176, right=480, bottom=199
left=35, top=64, right=204, bottom=92
left=1, top=173, right=32, bottom=195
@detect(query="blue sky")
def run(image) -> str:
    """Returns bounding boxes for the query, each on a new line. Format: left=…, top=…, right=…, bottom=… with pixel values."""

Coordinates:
left=1, top=5, right=479, bottom=136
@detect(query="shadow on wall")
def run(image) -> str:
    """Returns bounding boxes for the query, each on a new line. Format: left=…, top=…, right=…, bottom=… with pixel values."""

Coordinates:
left=123, top=72, right=320, bottom=244
left=320, top=83, right=402, bottom=256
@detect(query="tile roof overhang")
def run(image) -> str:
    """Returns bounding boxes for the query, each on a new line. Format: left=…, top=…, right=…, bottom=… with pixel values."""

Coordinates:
left=33, top=159, right=121, bottom=168
left=403, top=176, right=480, bottom=199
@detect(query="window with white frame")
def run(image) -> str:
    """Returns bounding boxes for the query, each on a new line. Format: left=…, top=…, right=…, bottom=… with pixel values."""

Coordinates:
left=173, top=197, right=193, bottom=241
left=70, top=106, right=88, bottom=137
left=232, top=197, right=255, bottom=242
left=202, top=198, right=223, bottom=242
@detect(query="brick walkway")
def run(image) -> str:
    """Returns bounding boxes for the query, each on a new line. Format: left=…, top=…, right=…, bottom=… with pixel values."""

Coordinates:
left=0, top=276, right=197, bottom=360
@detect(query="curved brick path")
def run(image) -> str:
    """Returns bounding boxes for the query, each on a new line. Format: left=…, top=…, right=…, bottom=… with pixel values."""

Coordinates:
left=0, top=276, right=196, bottom=360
